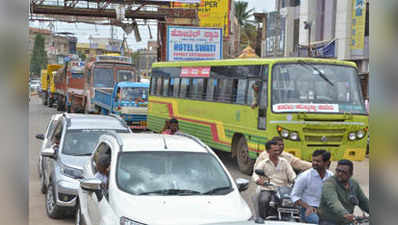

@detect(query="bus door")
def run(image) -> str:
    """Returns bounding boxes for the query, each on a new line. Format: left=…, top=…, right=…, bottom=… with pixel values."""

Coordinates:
left=257, top=81, right=268, bottom=130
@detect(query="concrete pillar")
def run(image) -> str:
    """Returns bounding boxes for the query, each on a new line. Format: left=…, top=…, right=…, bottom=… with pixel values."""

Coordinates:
left=323, top=0, right=337, bottom=40
left=299, top=0, right=317, bottom=46
left=283, top=7, right=297, bottom=56
left=335, top=0, right=352, bottom=60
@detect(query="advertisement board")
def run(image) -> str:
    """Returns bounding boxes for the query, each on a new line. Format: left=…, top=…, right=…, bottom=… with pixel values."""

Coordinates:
left=149, top=0, right=200, bottom=3
left=172, top=0, right=230, bottom=37
left=167, top=26, right=223, bottom=61
left=351, top=0, right=366, bottom=50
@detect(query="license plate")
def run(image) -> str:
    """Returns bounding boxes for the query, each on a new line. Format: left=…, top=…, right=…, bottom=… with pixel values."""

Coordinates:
left=277, top=208, right=299, bottom=214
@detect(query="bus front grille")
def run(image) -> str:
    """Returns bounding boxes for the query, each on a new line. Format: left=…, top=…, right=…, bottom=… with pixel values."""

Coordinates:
left=305, top=135, right=343, bottom=143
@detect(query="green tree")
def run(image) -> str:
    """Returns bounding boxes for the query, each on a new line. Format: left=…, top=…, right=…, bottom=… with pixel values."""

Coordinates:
left=234, top=1, right=257, bottom=49
left=30, top=34, right=48, bottom=76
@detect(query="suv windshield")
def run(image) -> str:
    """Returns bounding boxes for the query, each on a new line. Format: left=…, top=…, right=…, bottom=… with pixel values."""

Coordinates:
left=120, top=87, right=148, bottom=102
left=117, top=152, right=232, bottom=195
left=62, top=129, right=128, bottom=156
left=272, top=63, right=367, bottom=114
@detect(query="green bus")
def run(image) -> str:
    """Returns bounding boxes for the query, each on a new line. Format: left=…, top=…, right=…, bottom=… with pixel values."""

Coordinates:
left=148, top=58, right=368, bottom=174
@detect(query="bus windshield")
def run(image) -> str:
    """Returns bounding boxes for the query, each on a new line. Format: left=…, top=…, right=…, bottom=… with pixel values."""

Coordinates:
left=93, top=68, right=114, bottom=88
left=271, top=63, right=366, bottom=114
left=121, top=87, right=148, bottom=102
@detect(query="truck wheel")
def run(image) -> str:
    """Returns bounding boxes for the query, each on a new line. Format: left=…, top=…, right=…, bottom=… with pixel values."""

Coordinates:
left=56, top=96, right=64, bottom=111
left=48, top=96, right=53, bottom=107
left=236, top=136, right=255, bottom=175
left=42, top=93, right=48, bottom=106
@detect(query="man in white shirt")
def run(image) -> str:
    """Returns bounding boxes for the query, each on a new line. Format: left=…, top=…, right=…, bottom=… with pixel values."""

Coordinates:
left=252, top=140, right=296, bottom=219
left=291, top=149, right=333, bottom=224
left=95, top=154, right=111, bottom=189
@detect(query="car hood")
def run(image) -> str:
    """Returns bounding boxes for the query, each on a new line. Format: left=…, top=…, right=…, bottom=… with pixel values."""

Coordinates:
left=113, top=191, right=252, bottom=225
left=60, top=154, right=90, bottom=170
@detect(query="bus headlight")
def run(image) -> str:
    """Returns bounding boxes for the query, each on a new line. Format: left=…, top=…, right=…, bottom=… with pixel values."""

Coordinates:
left=281, top=129, right=289, bottom=138
left=290, top=132, right=299, bottom=141
left=356, top=130, right=365, bottom=139
left=348, top=132, right=356, bottom=141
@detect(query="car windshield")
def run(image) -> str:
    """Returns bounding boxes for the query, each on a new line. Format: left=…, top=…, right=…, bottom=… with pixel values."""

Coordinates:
left=62, top=129, right=128, bottom=156
left=120, top=87, right=148, bottom=102
left=272, top=63, right=367, bottom=114
left=116, top=152, right=232, bottom=195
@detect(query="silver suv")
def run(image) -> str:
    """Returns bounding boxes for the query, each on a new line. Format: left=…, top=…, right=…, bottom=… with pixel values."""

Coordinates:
left=35, top=113, right=131, bottom=219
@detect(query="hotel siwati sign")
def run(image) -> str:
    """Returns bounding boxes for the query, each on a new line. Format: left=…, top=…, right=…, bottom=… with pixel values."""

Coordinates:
left=166, top=26, right=223, bottom=61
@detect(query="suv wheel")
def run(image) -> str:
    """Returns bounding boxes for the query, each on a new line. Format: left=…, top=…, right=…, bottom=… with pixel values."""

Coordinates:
left=46, top=181, right=65, bottom=219
left=236, top=136, right=255, bottom=175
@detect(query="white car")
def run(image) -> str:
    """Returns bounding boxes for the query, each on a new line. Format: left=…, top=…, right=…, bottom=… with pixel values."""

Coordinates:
left=76, top=133, right=252, bottom=225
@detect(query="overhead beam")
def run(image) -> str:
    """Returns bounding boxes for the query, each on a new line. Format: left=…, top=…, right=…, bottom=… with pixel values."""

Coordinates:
left=31, top=4, right=197, bottom=20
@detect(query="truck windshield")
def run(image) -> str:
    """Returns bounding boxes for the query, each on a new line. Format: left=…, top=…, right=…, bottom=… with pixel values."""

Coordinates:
left=93, top=68, right=114, bottom=88
left=120, top=87, right=148, bottom=102
left=117, top=70, right=135, bottom=82
left=271, top=63, right=366, bottom=114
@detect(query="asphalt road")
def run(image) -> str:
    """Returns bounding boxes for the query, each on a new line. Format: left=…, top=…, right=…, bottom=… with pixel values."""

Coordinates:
left=29, top=95, right=369, bottom=224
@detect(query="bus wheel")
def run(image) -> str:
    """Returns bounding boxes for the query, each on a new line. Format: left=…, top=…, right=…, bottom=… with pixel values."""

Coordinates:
left=236, top=136, right=255, bottom=175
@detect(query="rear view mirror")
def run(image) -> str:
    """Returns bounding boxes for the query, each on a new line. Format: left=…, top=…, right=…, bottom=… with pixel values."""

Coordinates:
left=36, top=134, right=45, bottom=140
left=235, top=178, right=249, bottom=192
left=255, top=169, right=265, bottom=177
left=80, top=178, right=102, bottom=192
left=41, top=147, right=56, bottom=158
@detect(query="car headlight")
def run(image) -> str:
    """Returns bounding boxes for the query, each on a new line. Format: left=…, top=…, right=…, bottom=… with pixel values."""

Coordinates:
left=60, top=165, right=83, bottom=179
left=290, top=132, right=299, bottom=141
left=356, top=130, right=365, bottom=139
left=120, top=217, right=147, bottom=225
left=348, top=132, right=356, bottom=141
left=281, top=199, right=294, bottom=207
left=281, top=129, right=289, bottom=138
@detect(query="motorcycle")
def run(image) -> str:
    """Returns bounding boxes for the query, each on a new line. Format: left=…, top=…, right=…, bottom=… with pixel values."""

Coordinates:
left=254, top=169, right=301, bottom=222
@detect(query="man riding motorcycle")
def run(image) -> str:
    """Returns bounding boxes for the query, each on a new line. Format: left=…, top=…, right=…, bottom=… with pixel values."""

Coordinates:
left=251, top=140, right=296, bottom=220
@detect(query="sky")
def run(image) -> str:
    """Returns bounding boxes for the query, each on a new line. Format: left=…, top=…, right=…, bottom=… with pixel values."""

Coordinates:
left=29, top=0, right=275, bottom=51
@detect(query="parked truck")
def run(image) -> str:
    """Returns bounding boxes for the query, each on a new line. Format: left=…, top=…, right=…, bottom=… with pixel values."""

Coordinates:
left=40, top=64, right=62, bottom=106
left=83, top=55, right=138, bottom=113
left=93, top=81, right=149, bottom=129
left=54, top=55, right=85, bottom=112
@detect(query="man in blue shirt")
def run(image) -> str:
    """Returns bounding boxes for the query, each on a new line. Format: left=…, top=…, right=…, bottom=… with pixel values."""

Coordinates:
left=291, top=150, right=333, bottom=224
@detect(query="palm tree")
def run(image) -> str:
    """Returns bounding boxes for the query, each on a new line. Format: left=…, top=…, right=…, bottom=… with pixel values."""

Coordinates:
left=234, top=1, right=257, bottom=50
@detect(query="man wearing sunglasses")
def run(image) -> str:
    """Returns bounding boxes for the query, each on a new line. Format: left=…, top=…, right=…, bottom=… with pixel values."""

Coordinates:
left=318, top=159, right=369, bottom=225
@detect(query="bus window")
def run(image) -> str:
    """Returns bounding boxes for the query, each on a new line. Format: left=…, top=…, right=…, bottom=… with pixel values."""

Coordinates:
left=173, top=78, right=180, bottom=97
left=216, top=79, right=233, bottom=103
left=235, top=79, right=248, bottom=104
left=156, top=77, right=163, bottom=95
left=169, top=78, right=175, bottom=96
left=179, top=78, right=190, bottom=98
left=162, top=78, right=169, bottom=96
left=206, top=79, right=216, bottom=101
left=150, top=77, right=157, bottom=95
left=247, top=80, right=260, bottom=106
left=191, top=79, right=204, bottom=100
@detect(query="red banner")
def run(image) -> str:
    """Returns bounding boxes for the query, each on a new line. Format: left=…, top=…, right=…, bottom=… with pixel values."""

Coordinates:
left=180, top=67, right=210, bottom=77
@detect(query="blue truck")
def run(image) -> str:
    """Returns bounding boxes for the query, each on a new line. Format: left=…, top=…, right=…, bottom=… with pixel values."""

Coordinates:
left=93, top=81, right=149, bottom=129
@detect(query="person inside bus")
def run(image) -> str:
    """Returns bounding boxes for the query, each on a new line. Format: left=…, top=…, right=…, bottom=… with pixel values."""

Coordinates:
left=162, top=118, right=180, bottom=135
left=251, top=81, right=261, bottom=109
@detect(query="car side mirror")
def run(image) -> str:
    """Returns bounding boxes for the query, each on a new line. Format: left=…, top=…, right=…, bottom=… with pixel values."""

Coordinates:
left=35, top=134, right=45, bottom=140
left=41, top=147, right=56, bottom=158
left=80, top=178, right=102, bottom=192
left=235, top=178, right=249, bottom=192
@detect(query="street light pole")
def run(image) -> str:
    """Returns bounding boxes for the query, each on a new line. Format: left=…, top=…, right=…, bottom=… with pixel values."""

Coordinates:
left=304, top=21, right=312, bottom=57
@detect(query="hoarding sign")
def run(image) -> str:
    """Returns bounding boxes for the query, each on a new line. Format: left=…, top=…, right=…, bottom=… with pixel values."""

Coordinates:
left=167, top=26, right=223, bottom=61
left=172, top=0, right=230, bottom=37
left=149, top=0, right=200, bottom=3
left=351, top=0, right=366, bottom=50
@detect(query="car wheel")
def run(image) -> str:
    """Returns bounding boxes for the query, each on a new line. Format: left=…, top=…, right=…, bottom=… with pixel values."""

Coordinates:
left=75, top=202, right=85, bottom=225
left=236, top=136, right=255, bottom=175
left=46, top=181, right=65, bottom=219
